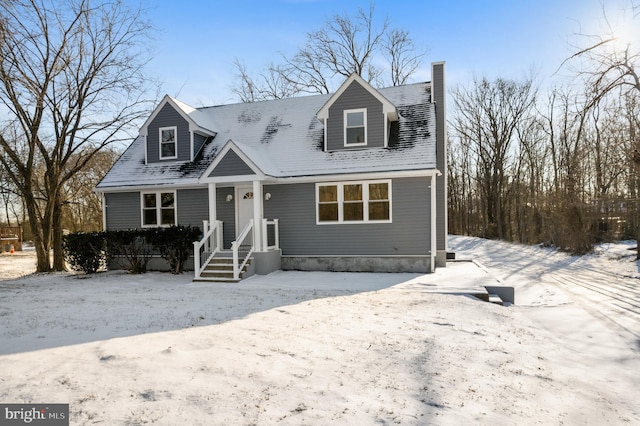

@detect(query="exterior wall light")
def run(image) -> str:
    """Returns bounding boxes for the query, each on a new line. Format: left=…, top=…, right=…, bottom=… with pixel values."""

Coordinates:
left=226, top=194, right=233, bottom=202
left=264, top=193, right=272, bottom=201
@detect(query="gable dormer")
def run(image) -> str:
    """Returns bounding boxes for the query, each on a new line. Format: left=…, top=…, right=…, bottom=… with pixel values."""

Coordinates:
left=140, top=95, right=216, bottom=164
left=316, top=74, right=398, bottom=152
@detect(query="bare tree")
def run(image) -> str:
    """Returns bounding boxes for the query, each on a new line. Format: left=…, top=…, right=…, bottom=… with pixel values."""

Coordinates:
left=564, top=0, right=640, bottom=255
left=383, top=28, right=425, bottom=86
left=0, top=150, right=19, bottom=225
left=450, top=76, right=537, bottom=240
left=230, top=59, right=260, bottom=103
left=230, top=59, right=301, bottom=102
left=232, top=3, right=425, bottom=100
left=62, top=147, right=120, bottom=232
left=0, top=0, right=155, bottom=271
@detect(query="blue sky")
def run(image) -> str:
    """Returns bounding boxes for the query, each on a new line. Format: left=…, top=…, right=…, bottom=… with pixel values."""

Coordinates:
left=139, top=0, right=637, bottom=107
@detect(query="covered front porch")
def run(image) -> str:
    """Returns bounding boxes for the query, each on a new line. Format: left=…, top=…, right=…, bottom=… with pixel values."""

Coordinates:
left=193, top=180, right=281, bottom=282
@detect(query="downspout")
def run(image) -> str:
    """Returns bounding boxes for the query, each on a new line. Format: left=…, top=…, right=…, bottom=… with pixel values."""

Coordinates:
left=430, top=174, right=437, bottom=273
left=101, top=193, right=107, bottom=231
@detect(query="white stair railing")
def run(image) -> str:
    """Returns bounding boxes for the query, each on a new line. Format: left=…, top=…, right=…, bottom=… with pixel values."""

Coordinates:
left=261, top=218, right=280, bottom=251
left=193, top=220, right=223, bottom=279
left=232, top=219, right=254, bottom=280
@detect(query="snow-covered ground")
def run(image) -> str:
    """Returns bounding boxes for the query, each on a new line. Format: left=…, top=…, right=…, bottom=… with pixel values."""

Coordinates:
left=0, top=237, right=638, bottom=425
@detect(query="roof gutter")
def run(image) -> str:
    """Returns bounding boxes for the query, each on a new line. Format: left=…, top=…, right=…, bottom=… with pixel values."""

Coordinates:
left=269, top=168, right=441, bottom=184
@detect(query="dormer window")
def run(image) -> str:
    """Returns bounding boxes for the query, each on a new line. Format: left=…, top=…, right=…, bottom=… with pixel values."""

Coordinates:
left=344, top=108, right=367, bottom=146
left=159, top=126, right=177, bottom=159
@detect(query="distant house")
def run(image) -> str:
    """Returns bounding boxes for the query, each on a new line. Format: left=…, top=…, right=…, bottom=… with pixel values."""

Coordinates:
left=95, top=62, right=448, bottom=281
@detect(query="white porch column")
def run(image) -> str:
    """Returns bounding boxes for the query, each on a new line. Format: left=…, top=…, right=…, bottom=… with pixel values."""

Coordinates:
left=208, top=183, right=217, bottom=225
left=252, top=180, right=263, bottom=251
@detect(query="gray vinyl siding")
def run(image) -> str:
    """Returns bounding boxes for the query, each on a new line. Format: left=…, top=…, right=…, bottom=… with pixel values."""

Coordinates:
left=176, top=188, right=208, bottom=229
left=105, top=192, right=140, bottom=230
left=432, top=63, right=447, bottom=251
left=216, top=187, right=236, bottom=249
left=193, top=133, right=207, bottom=158
left=147, top=103, right=190, bottom=163
left=105, top=189, right=208, bottom=231
left=209, top=150, right=255, bottom=177
left=326, top=81, right=384, bottom=151
left=263, top=177, right=430, bottom=256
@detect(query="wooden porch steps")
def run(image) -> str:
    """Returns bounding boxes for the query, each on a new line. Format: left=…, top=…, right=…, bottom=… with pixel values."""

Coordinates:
left=193, top=256, right=251, bottom=283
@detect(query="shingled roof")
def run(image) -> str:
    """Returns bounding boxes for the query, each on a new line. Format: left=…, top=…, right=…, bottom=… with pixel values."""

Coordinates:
left=96, top=81, right=436, bottom=190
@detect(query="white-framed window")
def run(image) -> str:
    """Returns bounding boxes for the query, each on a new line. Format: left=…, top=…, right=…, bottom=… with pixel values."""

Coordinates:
left=141, top=191, right=176, bottom=227
left=344, top=108, right=367, bottom=146
left=159, top=126, right=177, bottom=159
left=316, top=180, right=391, bottom=224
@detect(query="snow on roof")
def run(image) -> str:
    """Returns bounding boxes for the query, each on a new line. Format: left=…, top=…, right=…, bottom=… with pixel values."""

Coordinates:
left=96, top=82, right=435, bottom=190
left=169, top=96, right=217, bottom=135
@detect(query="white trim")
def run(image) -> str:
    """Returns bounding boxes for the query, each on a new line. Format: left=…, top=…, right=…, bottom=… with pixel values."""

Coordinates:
left=95, top=170, right=441, bottom=194
left=235, top=185, right=254, bottom=239
left=143, top=135, right=148, bottom=165
left=95, top=182, right=202, bottom=193
left=205, top=175, right=266, bottom=184
left=383, top=115, right=388, bottom=148
left=189, top=131, right=194, bottom=162
left=344, top=108, right=367, bottom=147
left=208, top=183, right=217, bottom=224
left=139, top=95, right=216, bottom=138
left=159, top=126, right=178, bottom=160
left=323, top=117, right=328, bottom=152
left=140, top=190, right=177, bottom=228
left=274, top=169, right=440, bottom=185
left=316, top=73, right=398, bottom=122
left=430, top=174, right=437, bottom=273
left=101, top=192, right=107, bottom=231
left=252, top=180, right=263, bottom=251
left=315, top=179, right=392, bottom=225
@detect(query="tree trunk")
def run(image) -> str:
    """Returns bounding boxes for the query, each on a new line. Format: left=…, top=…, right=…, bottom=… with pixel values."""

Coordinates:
left=24, top=195, right=51, bottom=272
left=52, top=199, right=66, bottom=271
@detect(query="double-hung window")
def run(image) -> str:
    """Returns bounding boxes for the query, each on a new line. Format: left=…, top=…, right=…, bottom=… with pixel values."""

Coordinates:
left=344, top=108, right=367, bottom=146
left=316, top=180, right=391, bottom=224
left=159, top=126, right=177, bottom=159
left=141, top=191, right=176, bottom=227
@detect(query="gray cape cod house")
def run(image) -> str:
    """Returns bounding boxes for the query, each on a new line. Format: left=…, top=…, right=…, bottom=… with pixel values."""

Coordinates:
left=96, top=62, right=448, bottom=281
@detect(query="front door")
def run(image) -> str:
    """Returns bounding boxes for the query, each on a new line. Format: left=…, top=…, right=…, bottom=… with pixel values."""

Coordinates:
left=236, top=186, right=254, bottom=244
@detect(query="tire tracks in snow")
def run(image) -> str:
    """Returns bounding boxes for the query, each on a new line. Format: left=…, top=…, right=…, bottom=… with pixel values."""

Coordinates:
left=549, top=267, right=640, bottom=352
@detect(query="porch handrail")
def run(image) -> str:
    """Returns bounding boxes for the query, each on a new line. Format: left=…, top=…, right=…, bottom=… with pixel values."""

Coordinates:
left=261, top=218, right=280, bottom=251
left=193, top=220, right=223, bottom=279
left=232, top=219, right=254, bottom=280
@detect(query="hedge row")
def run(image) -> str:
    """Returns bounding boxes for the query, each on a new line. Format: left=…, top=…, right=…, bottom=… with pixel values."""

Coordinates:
left=62, top=226, right=202, bottom=274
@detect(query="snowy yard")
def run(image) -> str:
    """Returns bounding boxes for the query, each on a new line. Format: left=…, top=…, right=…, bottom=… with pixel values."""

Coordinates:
left=0, top=237, right=639, bottom=425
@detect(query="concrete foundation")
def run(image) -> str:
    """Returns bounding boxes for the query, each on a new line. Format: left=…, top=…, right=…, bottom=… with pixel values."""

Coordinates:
left=253, top=250, right=282, bottom=275
left=436, top=250, right=448, bottom=268
left=282, top=256, right=432, bottom=273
